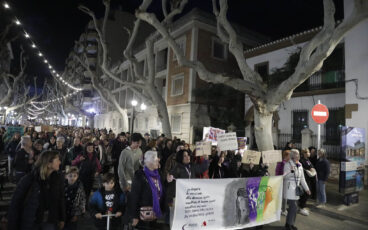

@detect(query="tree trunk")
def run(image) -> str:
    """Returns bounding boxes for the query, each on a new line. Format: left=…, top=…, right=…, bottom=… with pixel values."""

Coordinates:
left=147, top=87, right=172, bottom=138
left=253, top=109, right=274, bottom=151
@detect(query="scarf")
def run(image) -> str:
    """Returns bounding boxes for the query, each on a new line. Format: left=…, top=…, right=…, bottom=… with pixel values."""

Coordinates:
left=143, top=166, right=163, bottom=217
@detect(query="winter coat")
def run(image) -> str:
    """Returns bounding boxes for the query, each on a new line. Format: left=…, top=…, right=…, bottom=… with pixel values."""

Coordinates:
left=66, top=145, right=84, bottom=165
left=283, top=160, right=309, bottom=200
left=64, top=180, right=86, bottom=220
left=111, top=139, right=128, bottom=166
left=118, top=146, right=142, bottom=191
left=5, top=139, right=20, bottom=158
left=7, top=170, right=66, bottom=230
left=13, top=148, right=33, bottom=173
left=315, top=157, right=330, bottom=181
left=128, top=169, right=164, bottom=220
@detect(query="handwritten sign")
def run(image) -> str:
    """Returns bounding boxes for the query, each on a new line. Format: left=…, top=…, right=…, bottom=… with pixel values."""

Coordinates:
left=262, top=150, right=282, bottom=164
left=242, top=150, right=261, bottom=164
left=35, top=126, right=42, bottom=132
left=237, top=137, right=247, bottom=149
left=217, top=132, right=238, bottom=151
left=195, top=141, right=212, bottom=156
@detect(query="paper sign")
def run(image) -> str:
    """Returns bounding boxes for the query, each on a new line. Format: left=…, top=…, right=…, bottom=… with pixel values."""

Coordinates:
left=217, top=132, right=238, bottom=151
left=35, top=126, right=42, bottom=132
left=195, top=141, right=212, bottom=156
left=203, top=127, right=226, bottom=145
left=237, top=137, right=247, bottom=149
left=242, top=150, right=261, bottom=164
left=341, top=162, right=358, bottom=172
left=262, top=150, right=282, bottom=164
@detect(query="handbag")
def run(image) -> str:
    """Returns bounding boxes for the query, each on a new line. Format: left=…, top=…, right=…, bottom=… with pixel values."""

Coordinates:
left=291, top=162, right=304, bottom=196
left=140, top=206, right=156, bottom=221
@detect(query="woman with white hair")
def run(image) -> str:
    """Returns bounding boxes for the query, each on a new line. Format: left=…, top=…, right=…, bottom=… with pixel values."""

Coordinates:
left=13, top=136, right=34, bottom=183
left=315, top=148, right=330, bottom=208
left=129, top=151, right=164, bottom=229
left=283, top=149, right=311, bottom=230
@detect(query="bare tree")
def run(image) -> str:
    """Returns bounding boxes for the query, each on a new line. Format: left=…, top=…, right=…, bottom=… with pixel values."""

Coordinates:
left=78, top=0, right=173, bottom=137
left=135, top=0, right=368, bottom=151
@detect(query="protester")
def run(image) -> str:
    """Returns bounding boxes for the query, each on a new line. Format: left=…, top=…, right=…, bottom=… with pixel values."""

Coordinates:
left=309, top=146, right=318, bottom=168
left=44, top=135, right=56, bottom=150
left=276, top=150, right=290, bottom=216
left=315, top=148, right=330, bottom=208
left=129, top=151, right=163, bottom=229
left=5, top=132, right=21, bottom=176
left=72, top=142, right=102, bottom=198
left=13, top=136, right=34, bottom=183
left=89, top=173, right=124, bottom=230
left=8, top=150, right=65, bottom=230
left=209, top=151, right=226, bottom=178
left=118, top=133, right=143, bottom=192
left=32, top=139, right=44, bottom=162
left=299, top=148, right=317, bottom=216
left=66, top=137, right=83, bottom=167
left=55, top=136, right=68, bottom=170
left=111, top=133, right=128, bottom=183
left=283, top=149, right=311, bottom=230
left=64, top=167, right=86, bottom=230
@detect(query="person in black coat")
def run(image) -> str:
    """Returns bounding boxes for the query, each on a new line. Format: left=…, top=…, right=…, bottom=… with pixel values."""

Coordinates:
left=13, top=136, right=34, bottom=183
left=129, top=151, right=164, bottom=229
left=8, top=150, right=66, bottom=230
left=111, top=133, right=128, bottom=182
left=166, top=150, right=209, bottom=205
left=315, top=148, right=330, bottom=207
left=208, top=152, right=226, bottom=178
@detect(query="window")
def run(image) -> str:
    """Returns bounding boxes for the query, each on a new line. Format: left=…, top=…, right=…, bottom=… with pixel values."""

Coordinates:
left=254, top=62, right=269, bottom=83
left=212, top=38, right=227, bottom=60
left=173, top=36, right=186, bottom=61
left=171, top=115, right=182, bottom=133
left=171, top=74, right=184, bottom=96
left=292, top=110, right=308, bottom=142
left=325, top=107, right=345, bottom=145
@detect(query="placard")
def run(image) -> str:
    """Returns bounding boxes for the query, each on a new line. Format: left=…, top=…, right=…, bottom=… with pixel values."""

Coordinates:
left=242, top=150, right=261, bottom=165
left=217, top=132, right=238, bottom=151
left=195, top=141, right=212, bottom=156
left=203, top=127, right=226, bottom=145
left=172, top=176, right=283, bottom=230
left=262, top=150, right=282, bottom=164
left=237, top=137, right=247, bottom=149
left=35, top=126, right=42, bottom=132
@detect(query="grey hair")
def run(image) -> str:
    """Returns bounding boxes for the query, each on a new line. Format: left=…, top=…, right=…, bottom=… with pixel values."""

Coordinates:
left=144, top=151, right=158, bottom=165
left=56, top=136, right=65, bottom=143
left=20, top=136, right=31, bottom=147
left=318, top=148, right=326, bottom=158
left=290, top=149, right=300, bottom=160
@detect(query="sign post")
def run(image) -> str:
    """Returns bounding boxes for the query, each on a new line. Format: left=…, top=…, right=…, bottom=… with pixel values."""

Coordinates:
left=311, top=101, right=329, bottom=149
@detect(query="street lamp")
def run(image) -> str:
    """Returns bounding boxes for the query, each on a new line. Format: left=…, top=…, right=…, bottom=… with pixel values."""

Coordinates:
left=131, top=100, right=146, bottom=134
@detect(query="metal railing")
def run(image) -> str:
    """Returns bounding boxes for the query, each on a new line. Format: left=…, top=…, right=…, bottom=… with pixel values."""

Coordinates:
left=294, top=70, right=345, bottom=92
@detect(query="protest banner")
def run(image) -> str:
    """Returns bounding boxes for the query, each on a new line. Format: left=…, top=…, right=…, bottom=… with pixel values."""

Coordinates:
left=172, top=176, right=283, bottom=230
left=217, top=132, right=238, bottom=151
left=237, top=137, right=247, bottom=149
left=6, top=126, right=24, bottom=137
left=203, top=127, right=225, bottom=145
left=261, top=150, right=282, bottom=164
left=242, top=150, right=261, bottom=165
left=195, top=141, right=212, bottom=156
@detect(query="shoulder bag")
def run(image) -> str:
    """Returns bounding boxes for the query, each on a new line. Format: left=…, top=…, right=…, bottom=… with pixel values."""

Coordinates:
left=291, top=162, right=304, bottom=196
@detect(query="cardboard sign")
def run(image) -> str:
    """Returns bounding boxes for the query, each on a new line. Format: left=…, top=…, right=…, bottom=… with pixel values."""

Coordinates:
left=262, top=150, right=282, bottom=164
left=35, top=126, right=42, bottom=132
left=237, top=137, right=247, bottom=149
left=242, top=150, right=261, bottom=164
left=195, top=141, right=212, bottom=156
left=217, top=132, right=238, bottom=151
left=203, top=127, right=226, bottom=145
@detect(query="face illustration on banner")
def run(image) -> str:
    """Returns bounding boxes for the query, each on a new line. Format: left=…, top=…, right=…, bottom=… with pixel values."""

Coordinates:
left=236, top=188, right=249, bottom=225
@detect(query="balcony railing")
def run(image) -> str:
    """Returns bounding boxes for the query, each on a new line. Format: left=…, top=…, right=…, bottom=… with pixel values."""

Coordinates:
left=294, top=70, right=345, bottom=92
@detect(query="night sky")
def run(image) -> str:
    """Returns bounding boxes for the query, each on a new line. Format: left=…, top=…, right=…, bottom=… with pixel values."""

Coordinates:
left=2, top=0, right=343, bottom=87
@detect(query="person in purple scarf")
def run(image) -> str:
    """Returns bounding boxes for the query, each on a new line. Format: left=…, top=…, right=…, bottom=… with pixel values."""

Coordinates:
left=129, top=151, right=163, bottom=229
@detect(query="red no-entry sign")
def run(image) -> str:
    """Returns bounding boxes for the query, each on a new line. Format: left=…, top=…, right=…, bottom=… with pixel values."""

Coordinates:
left=311, top=103, right=329, bottom=124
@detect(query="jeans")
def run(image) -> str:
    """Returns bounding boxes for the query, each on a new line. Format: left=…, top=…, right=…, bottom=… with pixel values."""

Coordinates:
left=317, top=180, right=326, bottom=204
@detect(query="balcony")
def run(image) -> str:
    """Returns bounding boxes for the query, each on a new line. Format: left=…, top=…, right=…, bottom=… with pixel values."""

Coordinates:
left=293, top=70, right=345, bottom=95
left=86, top=30, right=98, bottom=41
left=155, top=48, right=168, bottom=73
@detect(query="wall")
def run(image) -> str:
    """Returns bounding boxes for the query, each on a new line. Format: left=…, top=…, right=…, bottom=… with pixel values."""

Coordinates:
left=344, top=0, right=368, bottom=166
left=168, top=104, right=191, bottom=142
left=94, top=111, right=128, bottom=134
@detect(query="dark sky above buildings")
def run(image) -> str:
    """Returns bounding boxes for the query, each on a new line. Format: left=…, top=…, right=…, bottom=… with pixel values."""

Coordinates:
left=3, top=0, right=343, bottom=85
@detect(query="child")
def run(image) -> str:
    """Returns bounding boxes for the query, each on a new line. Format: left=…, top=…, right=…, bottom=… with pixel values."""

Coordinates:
left=64, top=166, right=86, bottom=230
left=90, top=173, right=125, bottom=230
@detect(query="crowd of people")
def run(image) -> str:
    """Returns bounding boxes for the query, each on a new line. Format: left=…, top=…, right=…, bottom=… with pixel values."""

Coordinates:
left=0, top=127, right=330, bottom=230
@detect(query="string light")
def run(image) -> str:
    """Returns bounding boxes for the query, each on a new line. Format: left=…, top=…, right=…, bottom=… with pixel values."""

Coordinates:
left=2, top=2, right=84, bottom=92
left=31, top=91, right=81, bottom=104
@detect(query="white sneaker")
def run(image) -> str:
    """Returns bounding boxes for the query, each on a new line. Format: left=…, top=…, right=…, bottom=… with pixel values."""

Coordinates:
left=281, top=210, right=288, bottom=216
left=299, top=208, right=310, bottom=216
left=316, top=204, right=326, bottom=208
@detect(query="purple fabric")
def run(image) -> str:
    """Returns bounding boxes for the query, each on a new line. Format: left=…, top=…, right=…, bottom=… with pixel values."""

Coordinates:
left=143, top=166, right=163, bottom=217
left=246, top=177, right=261, bottom=222
left=275, top=161, right=286, bottom=176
